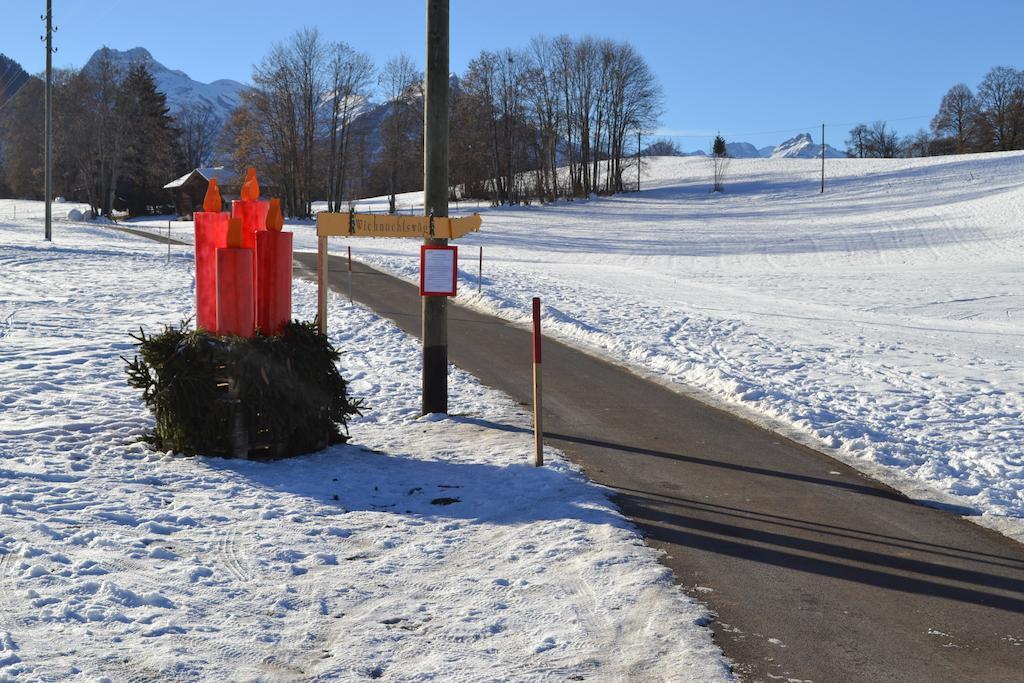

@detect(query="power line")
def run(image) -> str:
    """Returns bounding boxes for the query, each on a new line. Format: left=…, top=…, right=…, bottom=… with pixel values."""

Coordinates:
left=0, top=67, right=33, bottom=111
left=655, top=114, right=934, bottom=141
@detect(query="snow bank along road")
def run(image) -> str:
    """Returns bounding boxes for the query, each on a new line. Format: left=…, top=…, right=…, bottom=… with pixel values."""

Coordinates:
left=0, top=211, right=730, bottom=681
left=298, top=252, right=1024, bottom=683
left=303, top=152, right=1024, bottom=544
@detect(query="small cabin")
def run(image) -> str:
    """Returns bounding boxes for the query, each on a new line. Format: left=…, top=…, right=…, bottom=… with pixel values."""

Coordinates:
left=163, top=167, right=240, bottom=220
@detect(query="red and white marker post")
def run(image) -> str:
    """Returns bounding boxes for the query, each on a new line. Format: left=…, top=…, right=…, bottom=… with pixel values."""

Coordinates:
left=532, top=297, right=544, bottom=467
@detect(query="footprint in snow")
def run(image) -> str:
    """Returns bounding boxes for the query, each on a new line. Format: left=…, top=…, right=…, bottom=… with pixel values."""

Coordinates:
left=534, top=636, right=557, bottom=653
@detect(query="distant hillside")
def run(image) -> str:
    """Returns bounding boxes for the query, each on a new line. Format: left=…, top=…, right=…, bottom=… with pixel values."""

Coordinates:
left=0, top=54, right=31, bottom=108
left=83, top=47, right=247, bottom=122
left=725, top=142, right=762, bottom=158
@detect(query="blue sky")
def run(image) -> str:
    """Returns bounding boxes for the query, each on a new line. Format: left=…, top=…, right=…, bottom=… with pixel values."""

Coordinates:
left=3, top=0, right=1023, bottom=150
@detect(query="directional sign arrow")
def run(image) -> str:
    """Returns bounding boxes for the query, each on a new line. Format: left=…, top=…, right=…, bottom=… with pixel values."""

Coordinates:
left=316, top=212, right=482, bottom=240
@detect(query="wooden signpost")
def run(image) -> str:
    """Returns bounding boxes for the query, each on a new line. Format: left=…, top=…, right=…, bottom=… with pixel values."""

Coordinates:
left=313, top=211, right=481, bottom=333
left=317, top=212, right=481, bottom=240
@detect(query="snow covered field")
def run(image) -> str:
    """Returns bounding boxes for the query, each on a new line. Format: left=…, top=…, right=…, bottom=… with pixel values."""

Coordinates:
left=0, top=213, right=730, bottom=680
left=262, top=153, right=1024, bottom=542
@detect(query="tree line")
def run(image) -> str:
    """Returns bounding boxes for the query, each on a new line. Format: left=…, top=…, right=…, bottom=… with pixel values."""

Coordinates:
left=0, top=50, right=179, bottom=216
left=226, top=29, right=662, bottom=217
left=846, top=65, right=1024, bottom=158
left=1, top=29, right=661, bottom=217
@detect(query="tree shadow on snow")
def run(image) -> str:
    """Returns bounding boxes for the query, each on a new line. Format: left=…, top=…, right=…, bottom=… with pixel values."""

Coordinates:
left=196, top=439, right=626, bottom=529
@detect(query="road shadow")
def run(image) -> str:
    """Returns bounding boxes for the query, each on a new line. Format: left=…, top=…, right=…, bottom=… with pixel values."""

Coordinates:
left=459, top=418, right=1024, bottom=613
left=613, top=486, right=1024, bottom=569
left=617, top=487, right=1024, bottom=615
left=545, top=431, right=908, bottom=503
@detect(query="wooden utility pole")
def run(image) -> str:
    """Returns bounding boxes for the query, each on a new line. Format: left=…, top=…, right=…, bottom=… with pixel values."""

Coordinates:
left=43, top=0, right=54, bottom=242
left=422, top=0, right=449, bottom=415
left=821, top=123, right=825, bottom=194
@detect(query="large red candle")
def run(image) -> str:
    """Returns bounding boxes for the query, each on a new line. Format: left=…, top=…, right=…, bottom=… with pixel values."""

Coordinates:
left=255, top=199, right=293, bottom=335
left=231, top=199, right=269, bottom=250
left=231, top=167, right=268, bottom=250
left=216, top=218, right=255, bottom=338
left=195, top=211, right=229, bottom=331
left=194, top=179, right=229, bottom=332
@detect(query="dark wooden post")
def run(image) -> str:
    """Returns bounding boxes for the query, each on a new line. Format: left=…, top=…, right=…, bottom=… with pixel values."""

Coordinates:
left=422, top=0, right=449, bottom=415
left=44, top=0, right=53, bottom=242
left=821, top=123, right=826, bottom=194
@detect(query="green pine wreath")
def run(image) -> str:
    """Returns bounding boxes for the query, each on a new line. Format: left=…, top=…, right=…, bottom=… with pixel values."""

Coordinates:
left=124, top=321, right=363, bottom=457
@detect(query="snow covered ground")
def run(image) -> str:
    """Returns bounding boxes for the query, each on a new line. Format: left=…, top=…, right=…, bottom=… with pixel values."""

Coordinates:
left=228, top=152, right=1022, bottom=543
left=0, top=210, right=730, bottom=681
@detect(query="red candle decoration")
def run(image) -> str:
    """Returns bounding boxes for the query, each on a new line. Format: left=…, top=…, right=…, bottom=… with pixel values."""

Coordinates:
left=193, top=179, right=229, bottom=332
left=216, top=217, right=255, bottom=338
left=230, top=167, right=269, bottom=250
left=255, top=198, right=293, bottom=335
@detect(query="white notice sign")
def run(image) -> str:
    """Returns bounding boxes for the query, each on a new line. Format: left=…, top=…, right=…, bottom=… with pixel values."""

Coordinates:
left=420, top=245, right=458, bottom=296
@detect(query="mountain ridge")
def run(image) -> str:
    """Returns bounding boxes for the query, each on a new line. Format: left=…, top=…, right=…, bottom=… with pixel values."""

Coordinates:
left=679, top=132, right=847, bottom=158
left=83, top=47, right=248, bottom=122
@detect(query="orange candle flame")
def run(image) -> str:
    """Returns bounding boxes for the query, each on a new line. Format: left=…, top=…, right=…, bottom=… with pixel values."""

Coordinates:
left=266, top=198, right=283, bottom=232
left=227, top=217, right=244, bottom=249
left=241, top=167, right=259, bottom=202
left=202, top=178, right=222, bottom=213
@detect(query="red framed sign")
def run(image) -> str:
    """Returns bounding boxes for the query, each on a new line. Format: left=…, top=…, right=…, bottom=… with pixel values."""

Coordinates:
left=420, top=245, right=458, bottom=297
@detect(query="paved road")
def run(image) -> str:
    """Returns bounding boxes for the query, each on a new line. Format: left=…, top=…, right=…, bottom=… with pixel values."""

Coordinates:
left=295, top=252, right=1024, bottom=683
left=108, top=225, right=188, bottom=245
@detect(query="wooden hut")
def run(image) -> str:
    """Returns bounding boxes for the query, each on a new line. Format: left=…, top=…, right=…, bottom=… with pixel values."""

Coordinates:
left=163, top=167, right=239, bottom=219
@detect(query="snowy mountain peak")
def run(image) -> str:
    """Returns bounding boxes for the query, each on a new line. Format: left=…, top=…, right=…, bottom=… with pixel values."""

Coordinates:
left=770, top=133, right=845, bottom=159
left=771, top=133, right=816, bottom=158
left=83, top=46, right=247, bottom=121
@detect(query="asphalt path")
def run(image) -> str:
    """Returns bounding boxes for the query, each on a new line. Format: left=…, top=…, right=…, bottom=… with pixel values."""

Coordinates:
left=296, top=252, right=1024, bottom=683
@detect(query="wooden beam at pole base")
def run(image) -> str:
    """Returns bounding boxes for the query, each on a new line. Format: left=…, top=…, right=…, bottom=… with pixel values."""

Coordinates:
left=532, top=296, right=544, bottom=467
left=317, top=236, right=329, bottom=335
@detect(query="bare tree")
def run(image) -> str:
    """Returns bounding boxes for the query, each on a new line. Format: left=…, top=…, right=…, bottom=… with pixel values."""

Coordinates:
left=604, top=40, right=661, bottom=192
left=975, top=66, right=1024, bottom=151
left=325, top=42, right=374, bottom=212
left=80, top=49, right=131, bottom=215
left=930, top=83, right=978, bottom=153
left=240, top=28, right=328, bottom=217
left=525, top=36, right=562, bottom=200
left=291, top=28, right=326, bottom=217
left=176, top=104, right=220, bottom=169
left=901, top=129, right=932, bottom=158
left=643, top=138, right=681, bottom=156
left=378, top=54, right=422, bottom=213
left=443, top=34, right=660, bottom=204
left=845, top=124, right=869, bottom=158
left=849, top=121, right=902, bottom=158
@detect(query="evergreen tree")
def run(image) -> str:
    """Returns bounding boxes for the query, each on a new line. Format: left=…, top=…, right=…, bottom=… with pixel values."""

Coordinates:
left=711, top=134, right=728, bottom=192
left=712, top=134, right=727, bottom=158
left=118, top=63, right=180, bottom=215
left=0, top=78, right=44, bottom=198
